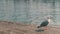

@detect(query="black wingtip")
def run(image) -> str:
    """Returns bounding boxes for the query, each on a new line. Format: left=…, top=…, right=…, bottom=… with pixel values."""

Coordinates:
left=37, top=26, right=40, bottom=28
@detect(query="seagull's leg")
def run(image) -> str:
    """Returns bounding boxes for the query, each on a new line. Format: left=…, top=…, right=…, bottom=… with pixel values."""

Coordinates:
left=44, top=26, right=48, bottom=30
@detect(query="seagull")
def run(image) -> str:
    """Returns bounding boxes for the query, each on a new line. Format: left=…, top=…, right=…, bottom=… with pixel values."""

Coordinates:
left=37, top=15, right=55, bottom=30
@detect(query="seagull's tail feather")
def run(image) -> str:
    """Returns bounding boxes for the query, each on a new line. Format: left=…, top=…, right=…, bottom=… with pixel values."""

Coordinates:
left=37, top=26, right=41, bottom=28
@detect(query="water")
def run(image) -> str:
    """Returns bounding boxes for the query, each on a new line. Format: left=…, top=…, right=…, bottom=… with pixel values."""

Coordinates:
left=0, top=0, right=60, bottom=25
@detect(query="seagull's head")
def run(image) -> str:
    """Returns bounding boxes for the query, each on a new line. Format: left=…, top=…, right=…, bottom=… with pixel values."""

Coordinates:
left=46, top=15, right=53, bottom=22
left=44, top=15, right=55, bottom=23
left=46, top=15, right=53, bottom=19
